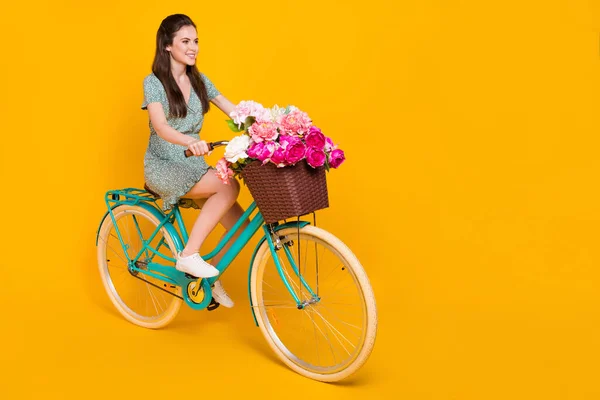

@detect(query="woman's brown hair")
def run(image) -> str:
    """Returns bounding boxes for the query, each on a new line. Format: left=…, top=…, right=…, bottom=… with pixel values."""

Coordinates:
left=152, top=14, right=210, bottom=117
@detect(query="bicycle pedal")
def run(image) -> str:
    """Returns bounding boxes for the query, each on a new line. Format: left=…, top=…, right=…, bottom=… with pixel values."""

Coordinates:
left=184, top=273, right=197, bottom=280
left=207, top=298, right=220, bottom=311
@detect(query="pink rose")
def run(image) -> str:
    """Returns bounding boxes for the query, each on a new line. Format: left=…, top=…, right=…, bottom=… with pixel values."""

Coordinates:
left=215, top=158, right=234, bottom=184
left=270, top=144, right=286, bottom=167
left=248, top=141, right=274, bottom=162
left=229, top=100, right=266, bottom=129
left=308, top=126, right=323, bottom=136
left=285, top=141, right=307, bottom=164
left=280, top=110, right=312, bottom=136
left=305, top=127, right=326, bottom=149
left=278, top=134, right=301, bottom=150
left=306, top=148, right=326, bottom=168
left=247, top=142, right=263, bottom=159
left=324, top=137, right=337, bottom=152
left=329, top=149, right=345, bottom=169
left=248, top=120, right=279, bottom=143
left=257, top=142, right=276, bottom=164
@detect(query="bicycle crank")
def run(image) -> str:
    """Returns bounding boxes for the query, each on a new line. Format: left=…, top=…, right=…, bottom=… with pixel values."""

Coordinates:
left=187, top=281, right=220, bottom=310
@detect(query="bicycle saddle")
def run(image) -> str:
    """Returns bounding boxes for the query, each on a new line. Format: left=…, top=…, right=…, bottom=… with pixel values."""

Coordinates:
left=143, top=183, right=160, bottom=198
left=143, top=183, right=205, bottom=209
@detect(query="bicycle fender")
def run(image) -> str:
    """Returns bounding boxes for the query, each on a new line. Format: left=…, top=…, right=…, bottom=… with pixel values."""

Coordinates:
left=95, top=207, right=117, bottom=246
left=248, top=220, right=310, bottom=327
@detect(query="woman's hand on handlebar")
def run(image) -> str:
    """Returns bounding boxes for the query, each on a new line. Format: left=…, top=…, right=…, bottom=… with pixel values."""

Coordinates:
left=184, top=140, right=229, bottom=158
left=186, top=139, right=211, bottom=157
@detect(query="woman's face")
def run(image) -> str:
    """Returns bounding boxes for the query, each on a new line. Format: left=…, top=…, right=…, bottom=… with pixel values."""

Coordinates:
left=166, top=25, right=198, bottom=66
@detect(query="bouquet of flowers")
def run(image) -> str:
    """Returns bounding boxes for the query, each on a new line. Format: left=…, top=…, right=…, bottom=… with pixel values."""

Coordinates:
left=215, top=101, right=345, bottom=184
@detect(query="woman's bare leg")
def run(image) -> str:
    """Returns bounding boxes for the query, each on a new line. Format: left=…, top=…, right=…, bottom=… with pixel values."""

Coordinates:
left=180, top=170, right=240, bottom=257
left=209, top=201, right=250, bottom=268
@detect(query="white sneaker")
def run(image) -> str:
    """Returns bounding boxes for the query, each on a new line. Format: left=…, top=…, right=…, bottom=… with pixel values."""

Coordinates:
left=211, top=280, right=234, bottom=308
left=176, top=252, right=219, bottom=278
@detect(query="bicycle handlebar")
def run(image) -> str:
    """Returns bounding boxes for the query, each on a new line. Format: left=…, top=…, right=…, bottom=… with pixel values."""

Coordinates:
left=184, top=140, right=229, bottom=158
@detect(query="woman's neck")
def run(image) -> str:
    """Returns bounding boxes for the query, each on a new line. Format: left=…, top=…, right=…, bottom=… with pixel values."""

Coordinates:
left=170, top=62, right=188, bottom=82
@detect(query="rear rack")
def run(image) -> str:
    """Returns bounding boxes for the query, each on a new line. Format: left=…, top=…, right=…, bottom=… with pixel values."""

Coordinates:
left=105, top=188, right=158, bottom=207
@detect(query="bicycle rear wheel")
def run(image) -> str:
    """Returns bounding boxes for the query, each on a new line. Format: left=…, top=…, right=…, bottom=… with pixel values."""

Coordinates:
left=250, top=225, right=377, bottom=382
left=97, top=205, right=181, bottom=328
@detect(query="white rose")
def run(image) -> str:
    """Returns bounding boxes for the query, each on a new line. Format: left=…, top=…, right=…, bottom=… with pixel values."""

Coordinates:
left=269, top=105, right=286, bottom=123
left=225, top=135, right=252, bottom=163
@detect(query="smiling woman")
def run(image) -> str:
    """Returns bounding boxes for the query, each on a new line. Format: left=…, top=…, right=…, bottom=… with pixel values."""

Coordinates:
left=142, top=14, right=250, bottom=306
left=151, top=18, right=208, bottom=118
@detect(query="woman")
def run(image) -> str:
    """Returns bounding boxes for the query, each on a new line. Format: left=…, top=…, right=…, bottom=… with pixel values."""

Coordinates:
left=142, top=14, right=244, bottom=308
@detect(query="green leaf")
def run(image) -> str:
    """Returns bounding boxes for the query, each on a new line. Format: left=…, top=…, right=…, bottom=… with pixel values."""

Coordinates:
left=226, top=119, right=244, bottom=133
left=244, top=116, right=256, bottom=127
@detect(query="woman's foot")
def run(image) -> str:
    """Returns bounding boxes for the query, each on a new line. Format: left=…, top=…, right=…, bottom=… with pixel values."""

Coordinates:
left=212, top=280, right=234, bottom=308
left=176, top=252, right=219, bottom=278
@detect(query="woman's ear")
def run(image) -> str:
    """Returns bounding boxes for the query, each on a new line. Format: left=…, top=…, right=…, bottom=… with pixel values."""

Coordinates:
left=165, top=45, right=171, bottom=52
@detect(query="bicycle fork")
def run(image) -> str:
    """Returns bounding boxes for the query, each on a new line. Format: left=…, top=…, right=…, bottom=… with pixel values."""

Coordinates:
left=262, top=225, right=320, bottom=309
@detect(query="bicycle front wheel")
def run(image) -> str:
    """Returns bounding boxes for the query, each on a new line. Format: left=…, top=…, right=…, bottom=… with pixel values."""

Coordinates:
left=97, top=204, right=182, bottom=329
left=250, top=225, right=377, bottom=382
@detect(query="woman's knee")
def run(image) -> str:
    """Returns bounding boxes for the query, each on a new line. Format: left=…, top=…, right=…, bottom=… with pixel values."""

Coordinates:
left=214, top=178, right=239, bottom=204
left=221, top=178, right=240, bottom=196
left=229, top=178, right=241, bottom=195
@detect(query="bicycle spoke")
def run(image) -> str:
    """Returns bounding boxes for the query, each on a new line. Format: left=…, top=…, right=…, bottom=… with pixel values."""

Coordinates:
left=309, top=308, right=321, bottom=366
left=308, top=307, right=338, bottom=365
left=315, top=307, right=363, bottom=346
left=308, top=307, right=354, bottom=356
left=320, top=262, right=345, bottom=285
left=300, top=309, right=311, bottom=364
left=319, top=304, right=363, bottom=332
left=326, top=271, right=355, bottom=294
left=101, top=235, right=129, bottom=265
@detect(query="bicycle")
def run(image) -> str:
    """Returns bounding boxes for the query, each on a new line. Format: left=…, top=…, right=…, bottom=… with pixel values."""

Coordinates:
left=96, top=141, right=377, bottom=382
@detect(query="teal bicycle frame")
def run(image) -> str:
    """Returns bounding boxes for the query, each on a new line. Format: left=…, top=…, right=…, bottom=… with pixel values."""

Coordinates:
left=96, top=188, right=317, bottom=324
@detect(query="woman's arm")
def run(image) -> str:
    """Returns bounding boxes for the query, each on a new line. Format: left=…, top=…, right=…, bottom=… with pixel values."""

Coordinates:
left=211, top=94, right=236, bottom=117
left=146, top=102, right=209, bottom=155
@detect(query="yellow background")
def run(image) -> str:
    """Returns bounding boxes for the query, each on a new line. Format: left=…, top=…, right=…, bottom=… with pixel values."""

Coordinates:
left=1, top=0, right=599, bottom=398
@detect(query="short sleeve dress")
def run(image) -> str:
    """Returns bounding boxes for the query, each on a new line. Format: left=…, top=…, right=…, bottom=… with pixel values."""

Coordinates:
left=141, top=72, right=221, bottom=210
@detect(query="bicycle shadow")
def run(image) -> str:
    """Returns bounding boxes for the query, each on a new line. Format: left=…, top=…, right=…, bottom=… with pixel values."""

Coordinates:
left=169, top=300, right=376, bottom=386
left=169, top=295, right=285, bottom=367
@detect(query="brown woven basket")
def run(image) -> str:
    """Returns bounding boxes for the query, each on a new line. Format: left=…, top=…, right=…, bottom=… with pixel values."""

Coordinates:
left=241, top=160, right=329, bottom=224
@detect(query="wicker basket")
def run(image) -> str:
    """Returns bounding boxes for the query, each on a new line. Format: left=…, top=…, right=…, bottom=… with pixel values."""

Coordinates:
left=241, top=160, right=329, bottom=224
